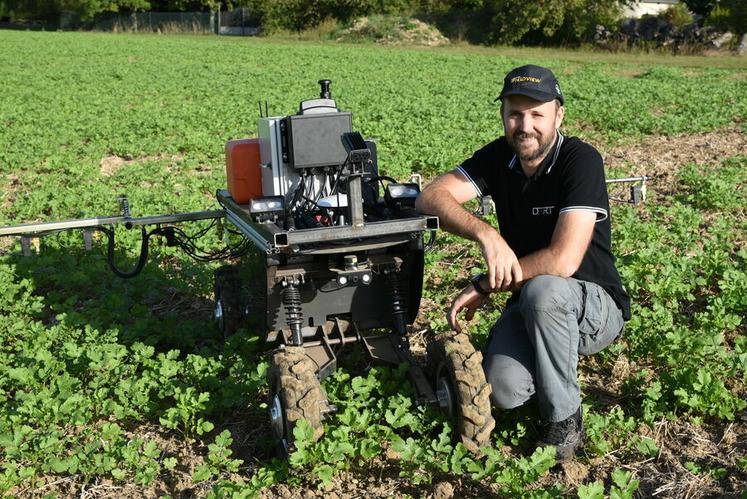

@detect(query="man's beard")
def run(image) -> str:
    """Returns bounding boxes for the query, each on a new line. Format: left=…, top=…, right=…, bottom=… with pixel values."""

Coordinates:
left=508, top=130, right=556, bottom=162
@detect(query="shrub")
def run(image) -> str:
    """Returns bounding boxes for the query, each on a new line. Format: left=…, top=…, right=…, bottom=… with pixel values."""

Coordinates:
left=707, top=0, right=747, bottom=35
left=422, top=0, right=626, bottom=46
left=247, top=0, right=418, bottom=32
left=660, top=3, right=694, bottom=28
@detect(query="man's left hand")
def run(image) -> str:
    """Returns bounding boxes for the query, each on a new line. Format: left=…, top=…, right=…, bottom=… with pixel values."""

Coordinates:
left=447, top=284, right=489, bottom=333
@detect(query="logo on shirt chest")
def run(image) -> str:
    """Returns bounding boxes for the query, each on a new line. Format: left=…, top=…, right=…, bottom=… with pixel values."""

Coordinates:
left=532, top=206, right=555, bottom=216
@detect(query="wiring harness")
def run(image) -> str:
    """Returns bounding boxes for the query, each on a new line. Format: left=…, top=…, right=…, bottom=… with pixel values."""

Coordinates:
left=96, top=217, right=249, bottom=278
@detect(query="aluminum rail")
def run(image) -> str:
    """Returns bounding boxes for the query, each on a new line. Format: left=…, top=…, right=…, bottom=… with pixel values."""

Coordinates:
left=606, top=176, right=649, bottom=184
left=0, top=210, right=225, bottom=237
left=278, top=216, right=439, bottom=247
left=223, top=208, right=276, bottom=254
left=217, top=190, right=438, bottom=250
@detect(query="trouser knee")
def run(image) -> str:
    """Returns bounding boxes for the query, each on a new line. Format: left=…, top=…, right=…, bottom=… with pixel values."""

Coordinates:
left=519, top=275, right=572, bottom=314
left=482, top=355, right=534, bottom=410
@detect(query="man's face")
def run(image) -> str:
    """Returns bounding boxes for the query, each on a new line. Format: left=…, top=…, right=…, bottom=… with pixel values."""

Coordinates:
left=502, top=95, right=565, bottom=163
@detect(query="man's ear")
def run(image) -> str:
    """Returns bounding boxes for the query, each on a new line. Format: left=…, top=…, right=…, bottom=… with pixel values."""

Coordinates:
left=555, top=103, right=565, bottom=128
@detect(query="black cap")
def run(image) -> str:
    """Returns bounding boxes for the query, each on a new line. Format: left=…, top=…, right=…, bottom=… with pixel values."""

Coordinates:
left=497, top=64, right=564, bottom=105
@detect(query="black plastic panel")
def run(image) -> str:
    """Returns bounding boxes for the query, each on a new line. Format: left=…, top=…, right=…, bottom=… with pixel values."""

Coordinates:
left=286, top=112, right=352, bottom=169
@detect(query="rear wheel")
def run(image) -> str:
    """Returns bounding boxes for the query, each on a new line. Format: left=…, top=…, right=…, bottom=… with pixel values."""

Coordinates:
left=214, top=266, right=243, bottom=338
left=427, top=332, right=495, bottom=454
left=267, top=347, right=328, bottom=456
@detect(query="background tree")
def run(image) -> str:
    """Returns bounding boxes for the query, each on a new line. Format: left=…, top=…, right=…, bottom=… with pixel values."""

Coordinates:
left=682, top=0, right=715, bottom=18
left=420, top=0, right=626, bottom=45
left=707, top=0, right=747, bottom=34
left=0, top=0, right=149, bottom=20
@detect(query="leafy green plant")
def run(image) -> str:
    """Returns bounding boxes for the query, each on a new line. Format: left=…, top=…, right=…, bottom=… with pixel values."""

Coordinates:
left=159, top=387, right=215, bottom=436
left=610, top=469, right=640, bottom=499
left=192, top=430, right=243, bottom=482
left=0, top=30, right=745, bottom=497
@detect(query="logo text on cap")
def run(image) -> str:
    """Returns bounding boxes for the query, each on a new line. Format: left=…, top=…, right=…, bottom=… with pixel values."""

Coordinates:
left=511, top=76, right=541, bottom=84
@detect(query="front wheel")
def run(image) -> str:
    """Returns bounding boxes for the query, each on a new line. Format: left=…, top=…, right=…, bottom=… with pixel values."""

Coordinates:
left=427, top=332, right=495, bottom=454
left=267, top=347, right=328, bottom=457
left=214, top=266, right=243, bottom=338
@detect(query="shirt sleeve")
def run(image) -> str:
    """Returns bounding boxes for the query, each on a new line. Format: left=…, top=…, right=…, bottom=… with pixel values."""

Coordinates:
left=558, top=144, right=609, bottom=222
left=454, top=141, right=499, bottom=198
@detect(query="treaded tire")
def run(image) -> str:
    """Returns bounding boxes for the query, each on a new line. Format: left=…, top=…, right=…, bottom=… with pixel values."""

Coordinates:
left=268, top=347, right=326, bottom=456
left=427, top=332, right=495, bottom=454
left=214, top=266, right=243, bottom=338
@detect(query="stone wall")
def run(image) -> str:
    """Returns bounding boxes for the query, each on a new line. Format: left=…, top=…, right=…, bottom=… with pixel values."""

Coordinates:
left=594, top=17, right=742, bottom=53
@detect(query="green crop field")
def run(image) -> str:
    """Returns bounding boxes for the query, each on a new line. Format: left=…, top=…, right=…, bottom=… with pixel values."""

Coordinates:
left=0, top=31, right=746, bottom=497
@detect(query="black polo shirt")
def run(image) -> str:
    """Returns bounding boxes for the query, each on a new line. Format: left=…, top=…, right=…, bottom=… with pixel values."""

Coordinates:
left=457, top=132, right=631, bottom=320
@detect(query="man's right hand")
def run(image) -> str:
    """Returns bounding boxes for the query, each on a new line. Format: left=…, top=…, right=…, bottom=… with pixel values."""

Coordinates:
left=477, top=228, right=523, bottom=290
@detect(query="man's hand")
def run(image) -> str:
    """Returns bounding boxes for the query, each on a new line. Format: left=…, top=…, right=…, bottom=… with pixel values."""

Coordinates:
left=447, top=284, right=489, bottom=333
left=477, top=228, right=523, bottom=291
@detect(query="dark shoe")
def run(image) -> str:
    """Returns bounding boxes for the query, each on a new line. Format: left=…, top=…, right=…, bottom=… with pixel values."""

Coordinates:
left=537, top=407, right=584, bottom=461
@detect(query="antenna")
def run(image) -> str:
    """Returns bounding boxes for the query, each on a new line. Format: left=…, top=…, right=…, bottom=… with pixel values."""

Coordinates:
left=318, top=79, right=331, bottom=99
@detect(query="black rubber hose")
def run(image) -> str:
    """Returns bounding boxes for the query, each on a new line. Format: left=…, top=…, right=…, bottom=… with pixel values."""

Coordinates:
left=98, top=226, right=150, bottom=279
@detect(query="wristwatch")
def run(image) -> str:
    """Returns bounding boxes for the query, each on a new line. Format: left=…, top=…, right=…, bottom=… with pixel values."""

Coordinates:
left=470, top=273, right=491, bottom=296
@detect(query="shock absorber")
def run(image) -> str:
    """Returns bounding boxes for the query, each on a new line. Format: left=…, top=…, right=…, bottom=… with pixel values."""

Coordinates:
left=282, top=282, right=304, bottom=346
left=388, top=270, right=407, bottom=336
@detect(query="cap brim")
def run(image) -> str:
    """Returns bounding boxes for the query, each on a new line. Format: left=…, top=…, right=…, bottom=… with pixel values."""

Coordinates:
left=494, top=89, right=563, bottom=105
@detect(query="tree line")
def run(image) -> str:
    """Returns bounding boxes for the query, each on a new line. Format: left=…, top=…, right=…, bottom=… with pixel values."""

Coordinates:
left=1, top=0, right=744, bottom=42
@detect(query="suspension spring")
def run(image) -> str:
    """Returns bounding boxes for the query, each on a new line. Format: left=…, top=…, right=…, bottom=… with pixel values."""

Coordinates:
left=389, top=271, right=407, bottom=336
left=282, top=283, right=304, bottom=346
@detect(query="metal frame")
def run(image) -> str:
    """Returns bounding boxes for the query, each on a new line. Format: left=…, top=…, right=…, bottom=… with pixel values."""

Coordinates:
left=217, top=189, right=438, bottom=252
left=0, top=210, right=224, bottom=237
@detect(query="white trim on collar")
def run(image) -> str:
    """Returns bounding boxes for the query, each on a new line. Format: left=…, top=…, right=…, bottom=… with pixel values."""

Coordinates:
left=545, top=130, right=564, bottom=174
left=506, top=130, right=564, bottom=175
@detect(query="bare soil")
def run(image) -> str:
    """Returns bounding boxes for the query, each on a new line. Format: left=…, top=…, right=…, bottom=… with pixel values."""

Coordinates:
left=99, top=154, right=185, bottom=177
left=601, top=126, right=747, bottom=198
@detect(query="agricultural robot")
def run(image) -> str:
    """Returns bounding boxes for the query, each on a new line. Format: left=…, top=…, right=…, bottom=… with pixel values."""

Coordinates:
left=0, top=80, right=647, bottom=455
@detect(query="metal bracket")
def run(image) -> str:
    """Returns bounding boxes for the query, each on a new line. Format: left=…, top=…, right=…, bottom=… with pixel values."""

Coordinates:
left=20, top=237, right=31, bottom=256
left=478, top=195, right=494, bottom=217
left=83, top=230, right=93, bottom=251
left=606, top=176, right=649, bottom=205
left=359, top=332, right=437, bottom=405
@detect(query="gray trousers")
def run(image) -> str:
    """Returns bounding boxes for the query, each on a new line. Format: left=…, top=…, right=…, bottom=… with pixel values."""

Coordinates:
left=482, top=275, right=624, bottom=423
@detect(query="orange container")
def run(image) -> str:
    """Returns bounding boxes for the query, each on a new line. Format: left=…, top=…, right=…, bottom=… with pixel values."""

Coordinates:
left=225, top=138, right=262, bottom=204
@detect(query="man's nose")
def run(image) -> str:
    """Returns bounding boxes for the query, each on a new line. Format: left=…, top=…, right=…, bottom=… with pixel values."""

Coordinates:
left=518, top=116, right=534, bottom=134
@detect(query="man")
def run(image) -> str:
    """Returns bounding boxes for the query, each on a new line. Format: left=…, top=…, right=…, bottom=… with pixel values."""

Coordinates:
left=415, top=64, right=630, bottom=461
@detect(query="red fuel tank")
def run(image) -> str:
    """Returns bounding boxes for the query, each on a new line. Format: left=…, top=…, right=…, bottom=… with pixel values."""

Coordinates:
left=225, top=138, right=262, bottom=204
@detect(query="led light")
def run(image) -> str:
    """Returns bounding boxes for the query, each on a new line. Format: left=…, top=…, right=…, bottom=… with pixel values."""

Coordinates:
left=388, top=184, right=420, bottom=198
left=338, top=276, right=348, bottom=286
left=362, top=273, right=371, bottom=283
left=385, top=182, right=420, bottom=207
left=249, top=196, right=285, bottom=215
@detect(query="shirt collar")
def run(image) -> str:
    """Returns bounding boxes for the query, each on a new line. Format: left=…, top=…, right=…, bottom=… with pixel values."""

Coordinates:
left=507, top=130, right=564, bottom=178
